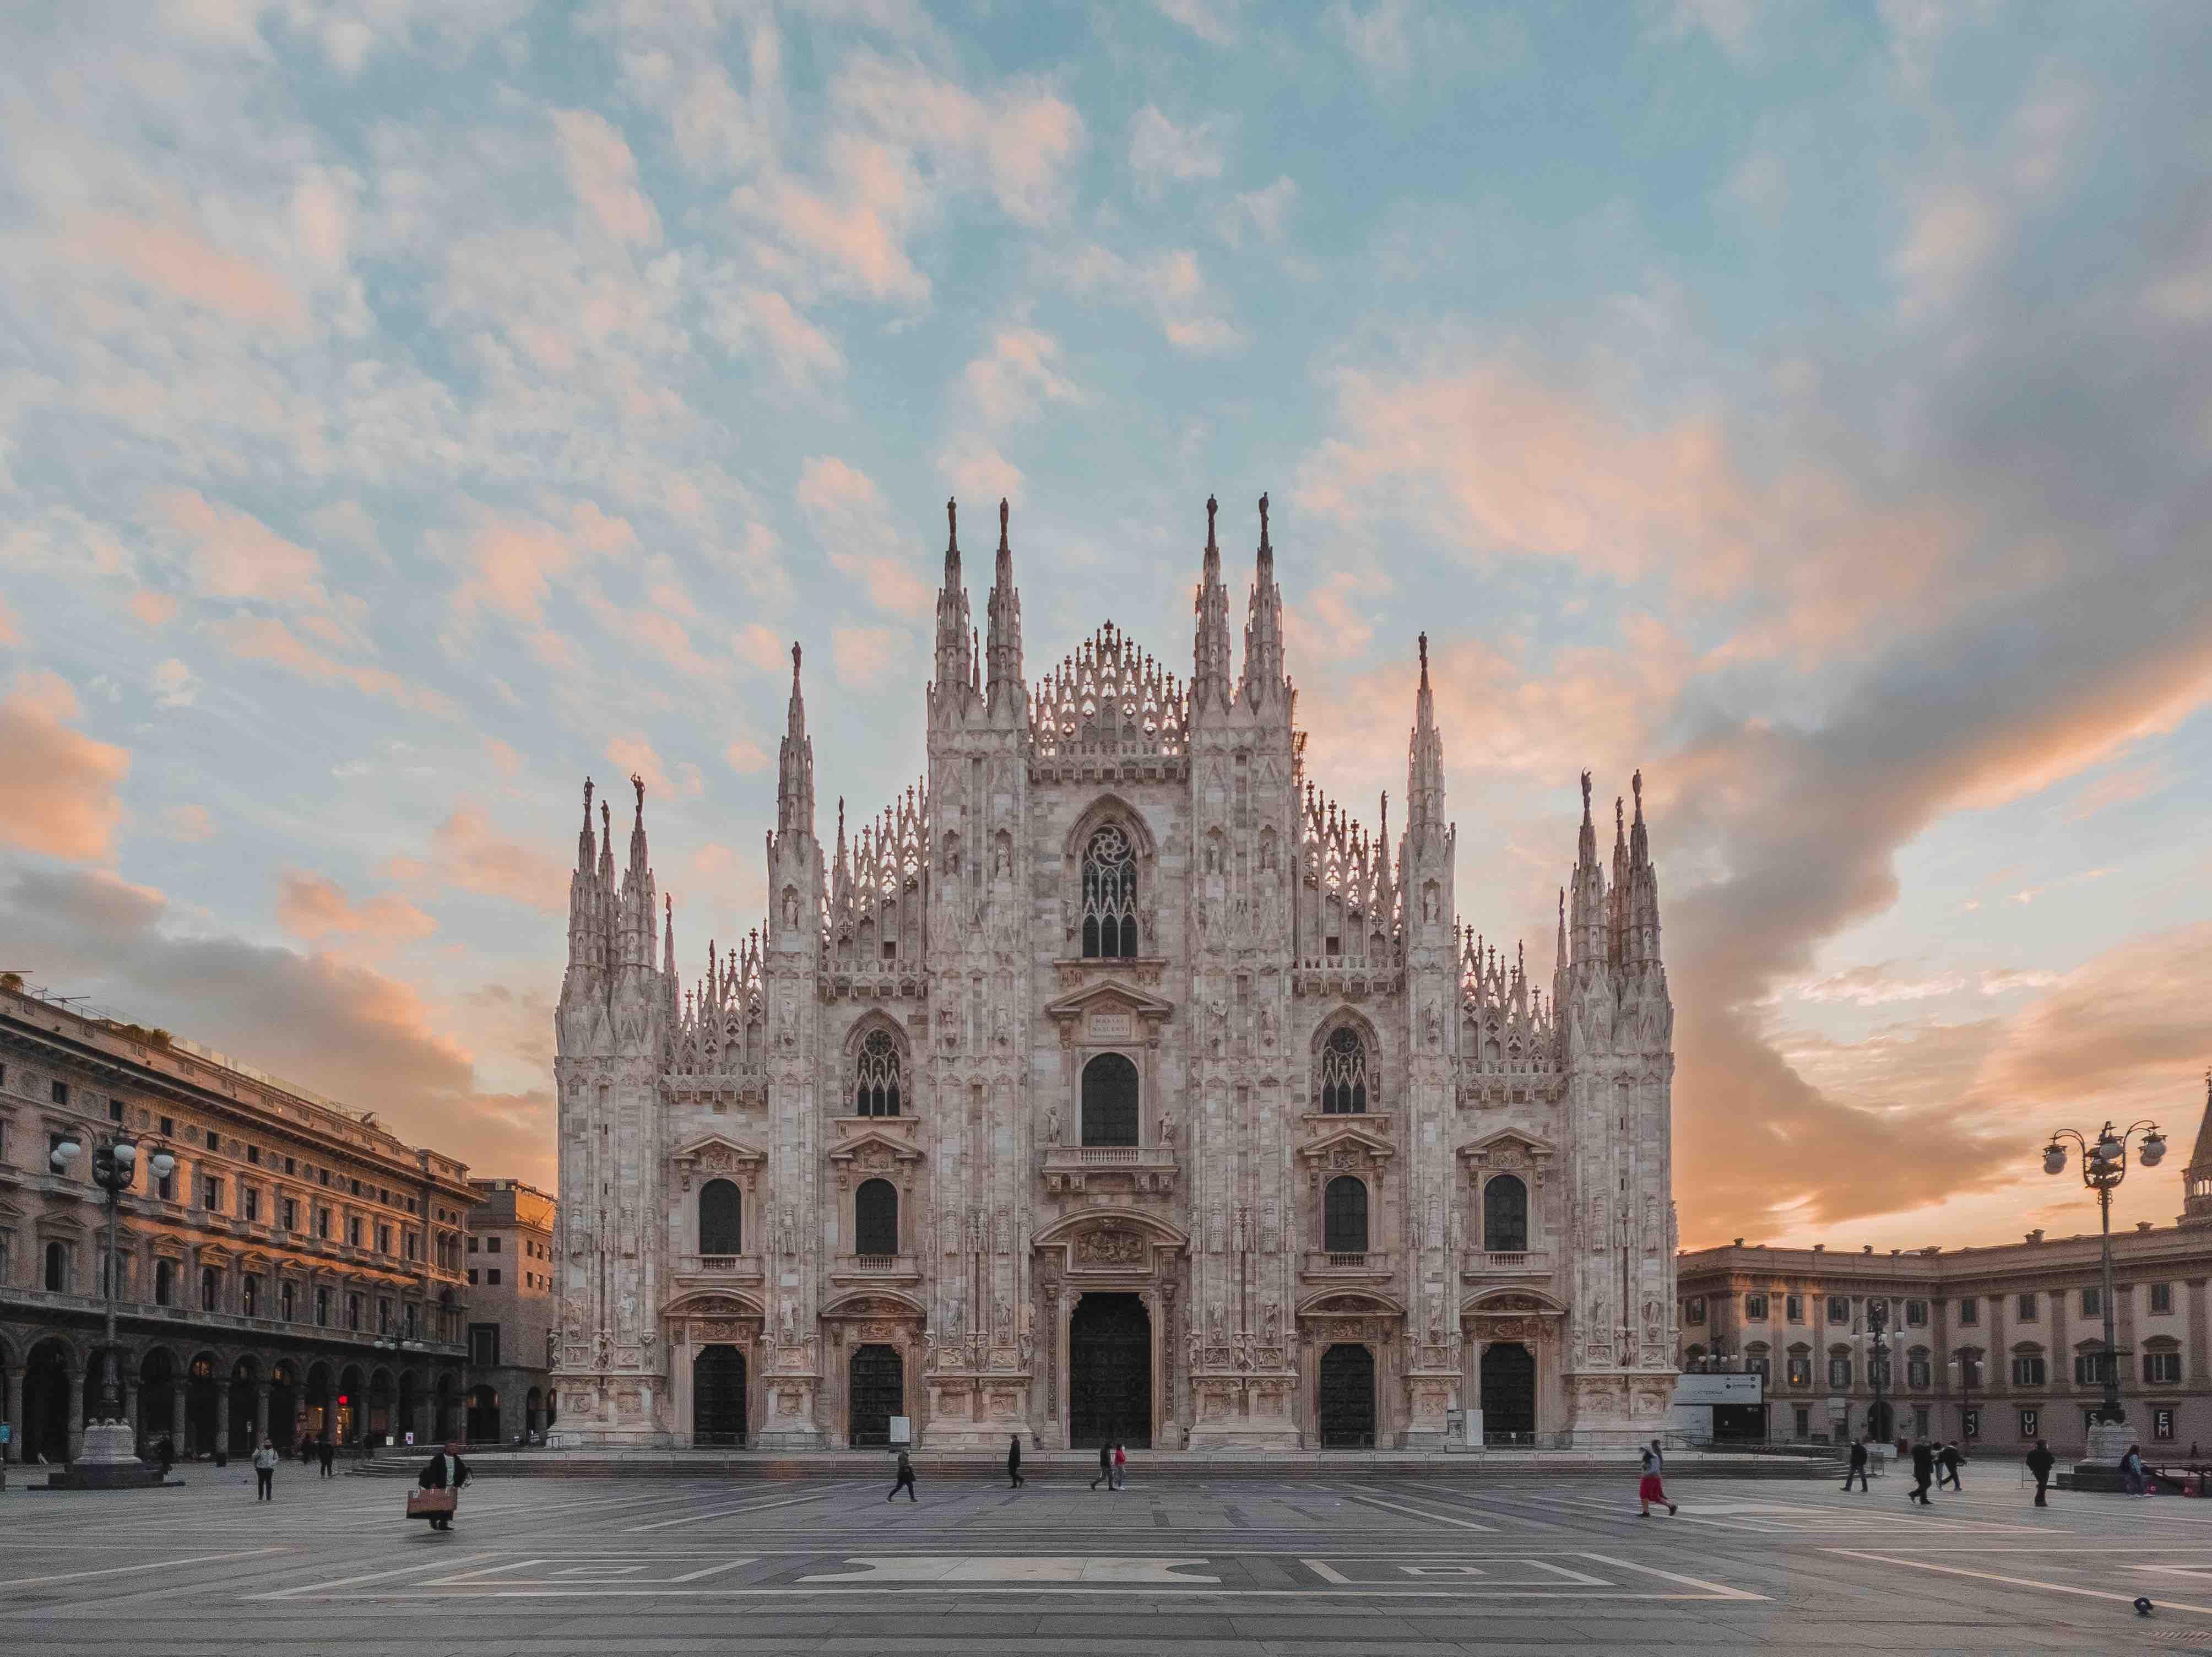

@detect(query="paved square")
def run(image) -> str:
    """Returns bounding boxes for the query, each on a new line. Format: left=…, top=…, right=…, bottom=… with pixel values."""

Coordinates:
left=4, top=1465, right=2204, bottom=1651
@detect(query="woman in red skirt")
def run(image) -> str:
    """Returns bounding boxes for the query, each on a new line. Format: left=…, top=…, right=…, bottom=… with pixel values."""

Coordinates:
left=1638, top=1438, right=1677, bottom=1517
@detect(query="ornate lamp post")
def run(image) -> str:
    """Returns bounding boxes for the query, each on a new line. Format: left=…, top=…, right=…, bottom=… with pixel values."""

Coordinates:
left=1862, top=1298, right=1892, bottom=1442
left=48, top=1129, right=176, bottom=1483
left=1948, top=1352, right=1979, bottom=1443
left=2042, top=1118, right=2165, bottom=1467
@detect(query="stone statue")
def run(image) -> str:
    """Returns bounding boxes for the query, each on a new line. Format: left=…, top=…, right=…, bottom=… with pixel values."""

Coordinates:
left=1158, top=1111, right=1177, bottom=1145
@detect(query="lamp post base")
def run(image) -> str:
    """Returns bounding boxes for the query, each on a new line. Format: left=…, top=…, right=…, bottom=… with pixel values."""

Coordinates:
left=44, top=1421, right=172, bottom=1490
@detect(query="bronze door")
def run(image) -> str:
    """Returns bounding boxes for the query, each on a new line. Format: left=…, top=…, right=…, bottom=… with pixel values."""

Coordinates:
left=1069, top=1292, right=1152, bottom=1448
left=848, top=1344, right=903, bottom=1447
left=1480, top=1341, right=1536, bottom=1443
left=693, top=1345, right=747, bottom=1446
left=1318, top=1343, right=1376, bottom=1447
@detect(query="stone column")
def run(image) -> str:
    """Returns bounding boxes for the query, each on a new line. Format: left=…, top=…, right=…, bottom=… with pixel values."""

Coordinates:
left=254, top=1383, right=271, bottom=1443
left=66, top=1363, right=86, bottom=1463
left=170, top=1378, right=187, bottom=1449
left=121, top=1379, right=140, bottom=1448
left=213, top=1380, right=231, bottom=1460
left=411, top=1382, right=430, bottom=1447
left=3, top=1364, right=23, bottom=1464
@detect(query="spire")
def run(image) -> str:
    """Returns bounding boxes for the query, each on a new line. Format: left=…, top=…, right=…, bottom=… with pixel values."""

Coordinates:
left=777, top=642, right=816, bottom=840
left=1407, top=632, right=1445, bottom=838
left=2180, top=1069, right=2212, bottom=1227
left=934, top=496, right=973, bottom=695
left=663, top=892, right=675, bottom=976
left=1569, top=770, right=1606, bottom=970
left=831, top=797, right=850, bottom=907
left=1626, top=768, right=1662, bottom=966
left=577, top=776, right=596, bottom=871
left=986, top=496, right=1024, bottom=706
left=1239, top=491, right=1286, bottom=705
left=1192, top=493, right=1232, bottom=711
left=565, top=776, right=603, bottom=981
left=1609, top=793, right=1629, bottom=967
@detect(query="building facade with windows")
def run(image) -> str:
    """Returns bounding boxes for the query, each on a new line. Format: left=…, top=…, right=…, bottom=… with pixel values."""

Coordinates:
left=1677, top=1084, right=2212, bottom=1456
left=0, top=983, right=474, bottom=1466
left=553, top=498, right=1679, bottom=1452
left=464, top=1177, right=557, bottom=1444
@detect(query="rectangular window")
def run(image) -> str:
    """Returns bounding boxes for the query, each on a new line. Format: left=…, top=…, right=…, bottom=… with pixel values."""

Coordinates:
left=1828, top=1297, right=1851, bottom=1325
left=377, top=1297, right=391, bottom=1334
left=315, top=1287, right=329, bottom=1326
left=318, top=1168, right=329, bottom=1186
left=2074, top=1352, right=2112, bottom=1385
left=2012, top=1354, right=2047, bottom=1386
left=109, top=1097, right=123, bottom=1123
left=2156, top=1408, right=2176, bottom=1441
left=405, top=1302, right=419, bottom=1337
left=467, top=1269, right=478, bottom=1286
left=2019, top=1409, right=2038, bottom=1439
left=280, top=1282, right=294, bottom=1321
left=345, top=1293, right=360, bottom=1331
left=1904, top=1299, right=1927, bottom=1327
left=205, top=1130, right=219, bottom=1155
left=486, top=1268, right=501, bottom=1286
left=1793, top=1406, right=1810, bottom=1438
left=1828, top=1356, right=1852, bottom=1388
left=468, top=1236, right=479, bottom=1253
left=377, top=1224, right=391, bottom=1254
left=2080, top=1287, right=2102, bottom=1317
left=2151, top=1282, right=2175, bottom=1314
left=160, top=1115, right=174, bottom=1136
left=1747, top=1353, right=1770, bottom=1380
left=156, top=1167, right=174, bottom=1200
left=246, top=1145, right=260, bottom=1165
left=1958, top=1297, right=1980, bottom=1326
left=202, top=1177, right=222, bottom=1212
left=469, top=1324, right=500, bottom=1367
left=348, top=1217, right=362, bottom=1248
left=1743, top=1292, right=1768, bottom=1322
left=2146, top=1351, right=2183, bottom=1384
left=282, top=1197, right=297, bottom=1231
left=50, top=1080, right=68, bottom=1106
left=284, top=1156, right=295, bottom=1176
left=486, top=1236, right=501, bottom=1254
left=244, top=1188, right=259, bottom=1222
left=1907, top=1356, right=1931, bottom=1388
left=2017, top=1293, right=2038, bottom=1321
left=317, top=1209, right=330, bottom=1239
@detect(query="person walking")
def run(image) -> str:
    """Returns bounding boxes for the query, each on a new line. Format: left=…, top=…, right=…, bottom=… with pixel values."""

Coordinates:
left=2122, top=1443, right=2148, bottom=1497
left=887, top=1448, right=918, bottom=1503
left=1907, top=1439, right=1935, bottom=1505
left=1843, top=1435, right=1870, bottom=1493
left=316, top=1433, right=335, bottom=1479
left=155, top=1435, right=176, bottom=1481
left=1937, top=1441, right=1965, bottom=1491
left=416, top=1441, right=471, bottom=1530
left=1113, top=1443, right=1128, bottom=1491
left=1007, top=1435, right=1024, bottom=1489
left=252, top=1436, right=278, bottom=1502
left=1090, top=1443, right=1113, bottom=1491
left=1638, top=1439, right=1677, bottom=1517
left=2025, top=1439, right=2056, bottom=1506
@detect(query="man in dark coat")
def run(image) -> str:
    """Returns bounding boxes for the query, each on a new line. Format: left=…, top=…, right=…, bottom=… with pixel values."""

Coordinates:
left=1907, top=1439, right=1935, bottom=1505
left=155, top=1436, right=176, bottom=1479
left=887, top=1449, right=917, bottom=1502
left=1006, top=1435, right=1023, bottom=1489
left=1090, top=1443, right=1113, bottom=1491
left=317, top=1433, right=335, bottom=1478
left=1842, top=1435, right=1869, bottom=1492
left=2025, top=1439, right=2056, bottom=1506
left=1937, top=1441, right=1965, bottom=1491
left=417, top=1441, right=471, bottom=1530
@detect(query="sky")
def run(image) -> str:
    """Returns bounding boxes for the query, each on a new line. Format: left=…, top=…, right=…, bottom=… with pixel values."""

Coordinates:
left=2, top=0, right=2208, bottom=1253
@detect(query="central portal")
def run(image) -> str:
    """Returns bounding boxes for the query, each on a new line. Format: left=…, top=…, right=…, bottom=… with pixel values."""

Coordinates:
left=1069, top=1292, right=1152, bottom=1448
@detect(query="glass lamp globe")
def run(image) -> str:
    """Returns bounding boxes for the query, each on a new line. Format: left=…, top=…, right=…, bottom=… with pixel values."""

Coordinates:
left=112, top=1140, right=138, bottom=1169
left=2043, top=1145, right=2067, bottom=1176
left=149, top=1149, right=177, bottom=1179
left=2097, top=1133, right=2125, bottom=1161
left=52, top=1135, right=83, bottom=1166
left=2141, top=1134, right=2167, bottom=1167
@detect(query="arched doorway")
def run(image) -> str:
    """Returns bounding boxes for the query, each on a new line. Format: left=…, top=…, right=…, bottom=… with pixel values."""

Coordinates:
left=23, top=1340, right=73, bottom=1464
left=467, top=1384, right=501, bottom=1443
left=229, top=1357, right=259, bottom=1452
left=695, top=1346, right=747, bottom=1446
left=1317, top=1344, right=1376, bottom=1447
left=303, top=1361, right=333, bottom=1442
left=1070, top=1292, right=1152, bottom=1448
left=433, top=1372, right=458, bottom=1442
left=1479, top=1342, right=1536, bottom=1443
left=394, top=1371, right=418, bottom=1447
left=185, top=1353, right=220, bottom=1454
left=139, top=1348, right=178, bottom=1447
left=1866, top=1399, right=1895, bottom=1442
left=367, top=1368, right=394, bottom=1444
left=269, top=1362, right=298, bottom=1450
left=337, top=1364, right=365, bottom=1444
left=847, top=1345, right=903, bottom=1447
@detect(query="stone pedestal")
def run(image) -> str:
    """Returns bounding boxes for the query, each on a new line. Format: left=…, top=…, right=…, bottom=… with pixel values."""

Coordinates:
left=2069, top=1416, right=2136, bottom=1490
left=753, top=1372, right=824, bottom=1451
left=1398, top=1369, right=1459, bottom=1449
left=42, top=1420, right=168, bottom=1490
left=920, top=1372, right=1034, bottom=1450
left=1184, top=1373, right=1302, bottom=1450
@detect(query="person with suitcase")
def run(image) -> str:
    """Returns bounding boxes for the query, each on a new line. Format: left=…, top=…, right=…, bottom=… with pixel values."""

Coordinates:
left=413, top=1441, right=471, bottom=1530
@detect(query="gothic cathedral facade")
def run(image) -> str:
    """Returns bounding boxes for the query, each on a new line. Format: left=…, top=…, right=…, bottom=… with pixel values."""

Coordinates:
left=552, top=497, right=1677, bottom=1452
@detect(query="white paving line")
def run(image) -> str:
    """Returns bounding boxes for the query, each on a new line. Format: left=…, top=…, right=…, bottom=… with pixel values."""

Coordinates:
left=246, top=1552, right=502, bottom=1600
left=1341, top=1487, right=1497, bottom=1531
left=1824, top=1548, right=2212, bottom=1617
left=1579, top=1552, right=1771, bottom=1601
left=625, top=1483, right=864, bottom=1531
left=0, top=1548, right=291, bottom=1591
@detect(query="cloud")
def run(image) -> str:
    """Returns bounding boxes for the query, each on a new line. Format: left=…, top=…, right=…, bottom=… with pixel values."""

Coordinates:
left=1153, top=0, right=1240, bottom=43
left=2063, top=760, right=2170, bottom=820
left=159, top=803, right=215, bottom=843
left=1050, top=243, right=1245, bottom=355
left=1327, top=1, right=1505, bottom=84
left=606, top=733, right=683, bottom=798
left=1223, top=176, right=1298, bottom=248
left=383, top=804, right=570, bottom=913
left=64, top=214, right=308, bottom=333
left=152, top=489, right=327, bottom=608
left=210, top=614, right=456, bottom=716
left=1127, top=106, right=1226, bottom=191
left=0, top=670, right=130, bottom=860
left=724, top=738, right=769, bottom=772
left=704, top=284, right=844, bottom=383
left=553, top=108, right=662, bottom=246
left=484, top=737, right=522, bottom=778
left=936, top=435, right=1024, bottom=506
left=1646, top=0, right=1762, bottom=63
left=0, top=864, right=550, bottom=1185
left=275, top=870, right=438, bottom=945
left=150, top=658, right=199, bottom=707
left=129, top=590, right=179, bottom=628
left=1890, top=182, right=2002, bottom=316
left=959, top=327, right=1079, bottom=428
left=832, top=623, right=908, bottom=690
left=795, top=456, right=934, bottom=614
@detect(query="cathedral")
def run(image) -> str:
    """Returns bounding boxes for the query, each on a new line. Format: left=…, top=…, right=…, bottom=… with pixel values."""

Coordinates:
left=550, top=496, right=1677, bottom=1452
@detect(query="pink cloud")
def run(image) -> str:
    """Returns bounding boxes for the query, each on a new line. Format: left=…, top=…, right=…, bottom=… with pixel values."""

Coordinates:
left=212, top=615, right=455, bottom=716
left=276, top=870, right=438, bottom=945
left=154, top=489, right=326, bottom=607
left=606, top=734, right=673, bottom=797
left=795, top=456, right=934, bottom=615
left=129, top=589, right=178, bottom=628
left=724, top=738, right=769, bottom=772
left=160, top=803, right=215, bottom=843
left=394, top=805, right=571, bottom=913
left=554, top=108, right=662, bottom=247
left=0, top=595, right=19, bottom=646
left=0, top=670, right=130, bottom=860
left=69, top=215, right=308, bottom=332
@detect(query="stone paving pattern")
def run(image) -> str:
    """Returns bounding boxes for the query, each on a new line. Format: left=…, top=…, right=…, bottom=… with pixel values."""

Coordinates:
left=4, top=1463, right=2204, bottom=1653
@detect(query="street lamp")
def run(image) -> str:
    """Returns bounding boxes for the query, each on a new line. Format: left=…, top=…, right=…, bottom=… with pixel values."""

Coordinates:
left=1862, top=1298, right=1892, bottom=1442
left=2042, top=1118, right=2165, bottom=1445
left=1948, top=1352, right=1980, bottom=1443
left=49, top=1131, right=175, bottom=1468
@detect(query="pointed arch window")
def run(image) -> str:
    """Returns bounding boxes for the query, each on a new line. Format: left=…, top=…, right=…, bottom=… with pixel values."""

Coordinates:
left=1081, top=825, right=1138, bottom=959
left=699, top=1178, right=743, bottom=1256
left=854, top=1028, right=902, bottom=1117
left=1320, top=1026, right=1370, bottom=1114
left=1324, top=1176, right=1369, bottom=1254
